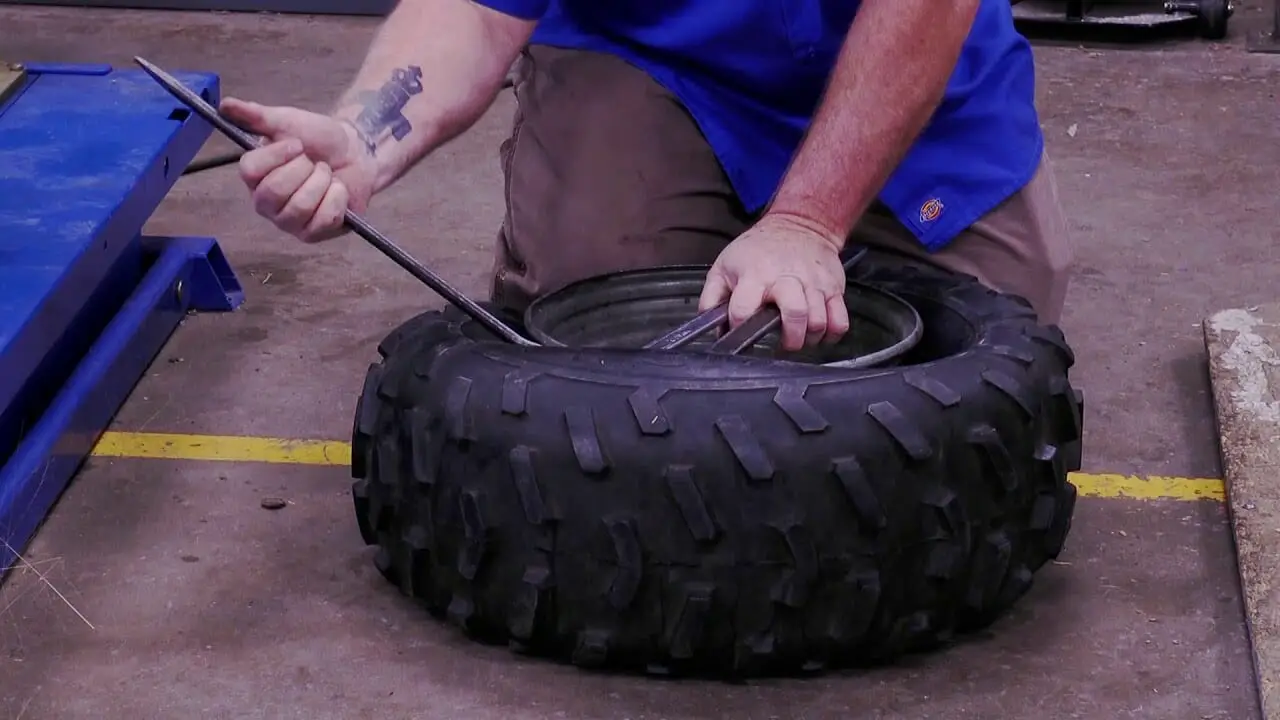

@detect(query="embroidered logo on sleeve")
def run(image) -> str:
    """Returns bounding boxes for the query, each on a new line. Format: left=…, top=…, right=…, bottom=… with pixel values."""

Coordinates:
left=919, top=197, right=945, bottom=225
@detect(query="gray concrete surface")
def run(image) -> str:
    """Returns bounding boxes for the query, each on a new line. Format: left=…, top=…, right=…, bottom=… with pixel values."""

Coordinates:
left=1207, top=304, right=1280, bottom=719
left=2, top=3, right=1280, bottom=719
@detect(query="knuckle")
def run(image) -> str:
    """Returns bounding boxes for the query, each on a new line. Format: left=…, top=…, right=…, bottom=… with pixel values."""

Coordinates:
left=238, top=155, right=265, bottom=186
left=257, top=183, right=285, bottom=209
left=282, top=185, right=310, bottom=211
left=728, top=296, right=755, bottom=316
left=277, top=203, right=308, bottom=230
left=252, top=192, right=277, bottom=220
left=325, top=185, right=349, bottom=223
left=312, top=199, right=334, bottom=226
left=330, top=178, right=350, bottom=205
left=322, top=207, right=344, bottom=231
left=291, top=155, right=316, bottom=179
left=781, top=303, right=809, bottom=320
left=304, top=195, right=346, bottom=240
left=280, top=195, right=322, bottom=230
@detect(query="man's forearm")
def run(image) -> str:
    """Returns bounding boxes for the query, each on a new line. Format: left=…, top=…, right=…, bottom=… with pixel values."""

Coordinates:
left=332, top=0, right=535, bottom=193
left=767, top=0, right=981, bottom=246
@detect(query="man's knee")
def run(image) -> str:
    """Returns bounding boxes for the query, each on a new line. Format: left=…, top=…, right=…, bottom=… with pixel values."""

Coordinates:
left=999, top=157, right=1073, bottom=323
left=935, top=156, right=1073, bottom=324
left=850, top=157, right=1073, bottom=325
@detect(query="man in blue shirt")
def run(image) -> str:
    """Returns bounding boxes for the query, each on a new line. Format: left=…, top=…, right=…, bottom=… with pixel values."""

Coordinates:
left=223, top=0, right=1073, bottom=351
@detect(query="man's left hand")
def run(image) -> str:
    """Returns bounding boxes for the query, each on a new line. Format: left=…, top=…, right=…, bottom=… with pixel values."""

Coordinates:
left=699, top=213, right=850, bottom=352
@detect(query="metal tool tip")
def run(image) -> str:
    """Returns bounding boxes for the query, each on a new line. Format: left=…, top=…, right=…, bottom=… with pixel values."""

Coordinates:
left=133, top=56, right=163, bottom=80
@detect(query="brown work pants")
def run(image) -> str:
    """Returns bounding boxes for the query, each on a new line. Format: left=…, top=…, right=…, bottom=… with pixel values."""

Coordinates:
left=490, top=46, right=1074, bottom=325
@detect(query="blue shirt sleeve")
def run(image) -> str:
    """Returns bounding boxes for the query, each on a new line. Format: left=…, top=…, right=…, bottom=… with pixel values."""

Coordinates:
left=470, top=0, right=549, bottom=20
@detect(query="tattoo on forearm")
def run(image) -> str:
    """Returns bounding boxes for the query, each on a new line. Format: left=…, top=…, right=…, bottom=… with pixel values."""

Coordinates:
left=348, top=65, right=425, bottom=156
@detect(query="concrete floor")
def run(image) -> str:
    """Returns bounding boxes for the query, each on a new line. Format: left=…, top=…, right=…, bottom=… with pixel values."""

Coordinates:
left=3, top=3, right=1279, bottom=718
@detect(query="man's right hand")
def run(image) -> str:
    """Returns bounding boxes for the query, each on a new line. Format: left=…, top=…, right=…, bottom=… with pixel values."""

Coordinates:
left=220, top=97, right=378, bottom=243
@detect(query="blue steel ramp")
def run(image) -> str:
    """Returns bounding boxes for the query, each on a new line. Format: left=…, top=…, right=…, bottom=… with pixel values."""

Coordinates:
left=0, top=63, right=244, bottom=573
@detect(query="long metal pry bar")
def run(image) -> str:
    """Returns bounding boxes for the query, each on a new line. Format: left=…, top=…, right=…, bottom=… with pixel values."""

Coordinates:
left=133, top=56, right=539, bottom=347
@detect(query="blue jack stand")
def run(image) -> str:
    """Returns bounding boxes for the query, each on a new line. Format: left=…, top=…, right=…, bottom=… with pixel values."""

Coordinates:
left=0, top=62, right=244, bottom=576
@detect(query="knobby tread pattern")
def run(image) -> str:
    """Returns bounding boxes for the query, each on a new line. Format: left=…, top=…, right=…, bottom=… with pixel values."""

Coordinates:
left=664, top=465, right=718, bottom=543
left=350, top=255, right=1084, bottom=678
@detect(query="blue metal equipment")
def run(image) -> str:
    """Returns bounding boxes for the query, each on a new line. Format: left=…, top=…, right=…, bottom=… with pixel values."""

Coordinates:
left=0, top=63, right=243, bottom=574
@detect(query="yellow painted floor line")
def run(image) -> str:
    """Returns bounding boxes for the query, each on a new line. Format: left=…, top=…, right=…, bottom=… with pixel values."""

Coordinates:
left=92, top=431, right=352, bottom=466
left=1071, top=474, right=1223, bottom=502
left=88, top=431, right=1225, bottom=502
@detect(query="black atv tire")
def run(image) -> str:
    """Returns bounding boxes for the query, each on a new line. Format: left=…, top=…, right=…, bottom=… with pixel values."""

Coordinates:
left=350, top=253, right=1083, bottom=677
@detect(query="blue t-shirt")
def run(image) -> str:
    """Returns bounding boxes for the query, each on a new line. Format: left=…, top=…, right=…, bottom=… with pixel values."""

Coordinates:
left=473, top=0, right=1044, bottom=252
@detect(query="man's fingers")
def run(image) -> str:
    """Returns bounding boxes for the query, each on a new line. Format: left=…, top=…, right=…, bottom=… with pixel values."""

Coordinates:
left=726, top=277, right=767, bottom=328
left=221, top=97, right=305, bottom=141
left=252, top=153, right=314, bottom=220
left=303, top=178, right=352, bottom=242
left=698, top=271, right=732, bottom=313
left=770, top=276, right=811, bottom=352
left=239, top=139, right=303, bottom=190
left=276, top=161, right=332, bottom=235
left=824, top=293, right=851, bottom=345
left=804, top=286, right=829, bottom=348
left=223, top=98, right=349, bottom=159
left=219, top=97, right=271, bottom=134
